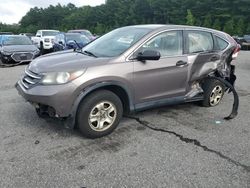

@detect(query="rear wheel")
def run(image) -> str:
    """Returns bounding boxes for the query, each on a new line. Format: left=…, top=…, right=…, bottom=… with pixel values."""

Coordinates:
left=77, top=90, right=123, bottom=138
left=201, top=78, right=225, bottom=107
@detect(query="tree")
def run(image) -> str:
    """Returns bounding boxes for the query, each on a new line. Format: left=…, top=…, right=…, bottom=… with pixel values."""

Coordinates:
left=246, top=23, right=250, bottom=34
left=223, top=19, right=235, bottom=35
left=235, top=18, right=244, bottom=36
left=2, top=0, right=250, bottom=35
left=203, top=14, right=212, bottom=28
left=212, top=19, right=221, bottom=30
left=186, top=9, right=195, bottom=26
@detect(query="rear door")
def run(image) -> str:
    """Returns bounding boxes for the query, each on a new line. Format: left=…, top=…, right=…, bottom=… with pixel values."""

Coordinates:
left=132, top=30, right=189, bottom=104
left=184, top=30, right=221, bottom=82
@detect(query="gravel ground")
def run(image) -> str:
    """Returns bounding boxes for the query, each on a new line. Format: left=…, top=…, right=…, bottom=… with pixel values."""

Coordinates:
left=0, top=52, right=249, bottom=188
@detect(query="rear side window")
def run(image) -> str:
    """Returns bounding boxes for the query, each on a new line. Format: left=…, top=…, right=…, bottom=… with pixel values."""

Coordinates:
left=215, top=36, right=229, bottom=50
left=187, top=31, right=213, bottom=53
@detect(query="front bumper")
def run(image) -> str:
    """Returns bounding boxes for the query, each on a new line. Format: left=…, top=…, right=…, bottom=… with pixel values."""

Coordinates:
left=15, top=80, right=77, bottom=117
left=43, top=42, right=53, bottom=50
left=1, top=52, right=39, bottom=64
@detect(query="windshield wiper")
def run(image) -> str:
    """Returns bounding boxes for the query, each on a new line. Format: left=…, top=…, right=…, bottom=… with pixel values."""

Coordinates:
left=74, top=40, right=81, bottom=50
left=83, top=50, right=98, bottom=58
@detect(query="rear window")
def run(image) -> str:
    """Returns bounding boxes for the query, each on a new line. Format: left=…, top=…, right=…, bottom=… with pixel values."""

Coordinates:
left=187, top=31, right=213, bottom=53
left=215, top=36, right=229, bottom=50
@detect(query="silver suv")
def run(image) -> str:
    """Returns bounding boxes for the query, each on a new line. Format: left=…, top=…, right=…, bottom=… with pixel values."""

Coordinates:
left=16, top=25, right=239, bottom=138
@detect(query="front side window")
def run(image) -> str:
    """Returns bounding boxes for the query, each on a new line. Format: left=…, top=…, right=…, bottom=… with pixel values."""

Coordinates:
left=187, top=31, right=213, bottom=53
left=54, top=35, right=60, bottom=43
left=138, top=31, right=183, bottom=57
left=55, top=34, right=64, bottom=43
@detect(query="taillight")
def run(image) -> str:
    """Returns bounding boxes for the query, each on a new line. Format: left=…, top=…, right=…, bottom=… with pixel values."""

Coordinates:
left=232, top=44, right=241, bottom=59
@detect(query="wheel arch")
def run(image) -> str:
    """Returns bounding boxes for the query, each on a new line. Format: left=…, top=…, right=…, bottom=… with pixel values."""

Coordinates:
left=66, top=81, right=134, bottom=129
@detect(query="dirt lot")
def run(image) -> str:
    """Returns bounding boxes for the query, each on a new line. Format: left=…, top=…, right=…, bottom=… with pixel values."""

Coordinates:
left=0, top=52, right=249, bottom=188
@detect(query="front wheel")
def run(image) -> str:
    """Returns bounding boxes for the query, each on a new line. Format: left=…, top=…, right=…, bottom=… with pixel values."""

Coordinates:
left=201, top=78, right=225, bottom=107
left=76, top=90, right=123, bottom=138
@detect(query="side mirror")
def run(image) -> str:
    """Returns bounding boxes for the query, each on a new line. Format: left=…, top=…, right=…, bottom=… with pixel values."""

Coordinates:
left=137, top=50, right=161, bottom=61
left=67, top=40, right=77, bottom=49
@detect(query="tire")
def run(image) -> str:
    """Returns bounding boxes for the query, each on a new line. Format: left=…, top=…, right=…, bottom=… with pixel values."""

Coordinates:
left=0, top=55, right=4, bottom=67
left=36, top=108, right=48, bottom=118
left=40, top=42, right=45, bottom=55
left=201, top=78, right=225, bottom=107
left=76, top=90, right=123, bottom=138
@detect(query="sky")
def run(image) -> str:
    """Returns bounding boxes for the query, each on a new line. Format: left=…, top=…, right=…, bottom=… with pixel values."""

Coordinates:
left=0, top=0, right=105, bottom=24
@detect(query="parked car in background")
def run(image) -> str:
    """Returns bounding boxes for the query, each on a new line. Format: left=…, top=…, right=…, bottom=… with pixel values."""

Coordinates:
left=20, top=33, right=35, bottom=39
left=0, top=32, right=13, bottom=35
left=16, top=25, right=239, bottom=138
left=233, top=35, right=250, bottom=50
left=243, top=35, right=250, bottom=42
left=241, top=35, right=250, bottom=50
left=68, top=29, right=96, bottom=41
left=53, top=32, right=90, bottom=52
left=32, top=30, right=59, bottom=53
left=0, top=35, right=40, bottom=65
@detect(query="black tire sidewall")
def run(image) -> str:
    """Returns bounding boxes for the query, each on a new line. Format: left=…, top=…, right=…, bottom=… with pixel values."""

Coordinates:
left=40, top=42, right=44, bottom=54
left=77, top=90, right=123, bottom=138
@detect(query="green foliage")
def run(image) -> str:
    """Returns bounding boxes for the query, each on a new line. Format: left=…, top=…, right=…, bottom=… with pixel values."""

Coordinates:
left=223, top=19, right=235, bottom=35
left=203, top=14, right=212, bottom=28
left=0, top=0, right=250, bottom=35
left=235, top=18, right=244, bottom=36
left=212, top=19, right=221, bottom=30
left=186, top=9, right=195, bottom=26
left=0, top=23, right=19, bottom=34
left=246, top=24, right=250, bottom=34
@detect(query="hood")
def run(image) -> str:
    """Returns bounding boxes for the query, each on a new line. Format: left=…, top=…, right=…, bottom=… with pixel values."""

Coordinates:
left=2, top=45, right=38, bottom=53
left=29, top=50, right=112, bottom=73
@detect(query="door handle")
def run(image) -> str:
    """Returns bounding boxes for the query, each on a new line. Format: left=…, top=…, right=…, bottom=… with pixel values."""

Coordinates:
left=210, top=56, right=220, bottom=62
left=176, top=60, right=188, bottom=67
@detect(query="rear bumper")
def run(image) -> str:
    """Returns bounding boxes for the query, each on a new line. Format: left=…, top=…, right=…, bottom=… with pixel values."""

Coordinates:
left=15, top=80, right=77, bottom=117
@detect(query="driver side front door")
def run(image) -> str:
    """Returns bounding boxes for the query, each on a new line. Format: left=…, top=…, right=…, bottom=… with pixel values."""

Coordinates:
left=132, top=30, right=189, bottom=106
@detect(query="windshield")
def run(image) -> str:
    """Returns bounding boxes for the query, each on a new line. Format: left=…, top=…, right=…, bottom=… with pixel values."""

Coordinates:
left=81, top=31, right=92, bottom=38
left=66, top=34, right=90, bottom=43
left=3, top=36, right=33, bottom=45
left=42, top=31, right=59, bottom=36
left=82, top=27, right=152, bottom=57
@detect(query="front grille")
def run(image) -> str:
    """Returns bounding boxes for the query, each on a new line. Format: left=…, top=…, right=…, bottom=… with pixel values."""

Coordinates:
left=21, top=67, right=42, bottom=89
left=11, top=52, right=34, bottom=62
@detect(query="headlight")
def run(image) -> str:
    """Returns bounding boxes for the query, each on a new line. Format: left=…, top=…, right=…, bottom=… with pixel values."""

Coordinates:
left=34, top=49, right=40, bottom=54
left=41, top=70, right=85, bottom=85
